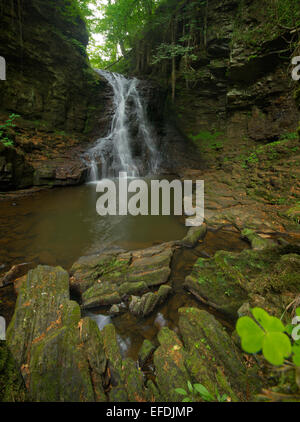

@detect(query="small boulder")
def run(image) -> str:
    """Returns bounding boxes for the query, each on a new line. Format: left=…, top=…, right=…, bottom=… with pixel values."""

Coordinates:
left=181, top=223, right=207, bottom=248
left=129, top=285, right=172, bottom=317
left=241, top=228, right=275, bottom=250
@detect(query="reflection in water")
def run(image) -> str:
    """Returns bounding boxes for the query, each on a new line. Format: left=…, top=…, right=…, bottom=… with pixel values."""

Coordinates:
left=117, top=335, right=132, bottom=357
left=0, top=182, right=186, bottom=274
left=85, top=313, right=112, bottom=331
left=154, top=313, right=168, bottom=330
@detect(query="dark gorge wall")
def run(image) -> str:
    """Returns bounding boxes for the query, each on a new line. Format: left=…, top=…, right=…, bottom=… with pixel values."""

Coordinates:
left=131, top=0, right=300, bottom=148
left=0, top=0, right=106, bottom=133
left=0, top=0, right=113, bottom=190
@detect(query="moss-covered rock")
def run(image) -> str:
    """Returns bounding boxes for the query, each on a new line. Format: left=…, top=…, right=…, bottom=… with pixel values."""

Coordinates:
left=181, top=223, right=207, bottom=248
left=153, top=327, right=190, bottom=402
left=284, top=205, right=300, bottom=224
left=241, top=228, right=276, bottom=250
left=153, top=307, right=260, bottom=402
left=138, top=339, right=156, bottom=367
left=82, top=289, right=121, bottom=310
left=0, top=0, right=107, bottom=135
left=119, top=281, right=149, bottom=297
left=184, top=251, right=248, bottom=318
left=70, top=251, right=131, bottom=295
left=128, top=245, right=173, bottom=287
left=71, top=243, right=175, bottom=315
left=178, top=308, right=249, bottom=400
left=184, top=245, right=300, bottom=319
left=102, top=323, right=147, bottom=402
left=6, top=265, right=107, bottom=402
left=102, top=323, right=122, bottom=375
left=129, top=285, right=172, bottom=317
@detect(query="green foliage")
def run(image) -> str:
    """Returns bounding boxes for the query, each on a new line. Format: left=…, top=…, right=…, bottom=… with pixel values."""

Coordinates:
left=175, top=382, right=228, bottom=402
left=86, top=0, right=209, bottom=73
left=269, top=0, right=300, bottom=29
left=280, top=131, right=298, bottom=141
left=236, top=307, right=300, bottom=367
left=232, top=0, right=300, bottom=47
left=152, top=43, right=197, bottom=64
left=88, top=0, right=159, bottom=68
left=61, top=0, right=96, bottom=24
left=242, top=133, right=298, bottom=168
left=70, top=38, right=86, bottom=55
left=245, top=152, right=259, bottom=165
left=189, top=130, right=223, bottom=142
left=0, top=114, right=20, bottom=147
left=188, top=130, right=225, bottom=151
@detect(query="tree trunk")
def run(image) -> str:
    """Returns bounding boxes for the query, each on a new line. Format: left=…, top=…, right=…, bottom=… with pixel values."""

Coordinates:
left=119, top=40, right=126, bottom=57
left=204, top=0, right=209, bottom=49
left=171, top=55, right=176, bottom=102
left=171, top=19, right=176, bottom=102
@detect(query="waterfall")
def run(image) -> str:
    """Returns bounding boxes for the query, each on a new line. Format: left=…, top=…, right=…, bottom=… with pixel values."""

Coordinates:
left=87, top=70, right=160, bottom=181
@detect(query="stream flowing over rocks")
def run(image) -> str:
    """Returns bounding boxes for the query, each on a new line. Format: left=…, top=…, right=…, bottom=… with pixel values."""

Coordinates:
left=5, top=252, right=258, bottom=402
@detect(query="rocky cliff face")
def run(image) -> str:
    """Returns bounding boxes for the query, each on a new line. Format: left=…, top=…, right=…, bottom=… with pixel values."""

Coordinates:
left=132, top=0, right=299, bottom=146
left=0, top=0, right=113, bottom=190
left=175, top=0, right=299, bottom=144
left=0, top=0, right=107, bottom=133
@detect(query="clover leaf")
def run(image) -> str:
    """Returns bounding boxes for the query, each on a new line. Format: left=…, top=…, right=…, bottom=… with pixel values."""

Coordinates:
left=236, top=307, right=292, bottom=366
left=292, top=344, right=300, bottom=366
left=252, top=307, right=285, bottom=333
left=262, top=332, right=291, bottom=365
left=236, top=316, right=264, bottom=353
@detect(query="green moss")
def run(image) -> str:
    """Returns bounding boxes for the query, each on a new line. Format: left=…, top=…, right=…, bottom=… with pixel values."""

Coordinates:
left=284, top=204, right=300, bottom=224
left=138, top=339, right=156, bottom=367
left=185, top=245, right=300, bottom=319
left=119, top=281, right=149, bottom=296
left=188, top=130, right=225, bottom=151
left=0, top=341, right=27, bottom=402
left=178, top=308, right=252, bottom=400
left=241, top=228, right=275, bottom=250
left=102, top=324, right=122, bottom=373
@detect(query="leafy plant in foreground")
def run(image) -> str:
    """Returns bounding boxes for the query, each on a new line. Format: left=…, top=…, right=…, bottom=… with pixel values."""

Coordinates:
left=236, top=307, right=300, bottom=367
left=175, top=381, right=228, bottom=402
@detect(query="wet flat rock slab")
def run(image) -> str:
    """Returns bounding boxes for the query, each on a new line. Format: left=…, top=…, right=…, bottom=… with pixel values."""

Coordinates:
left=70, top=242, right=176, bottom=316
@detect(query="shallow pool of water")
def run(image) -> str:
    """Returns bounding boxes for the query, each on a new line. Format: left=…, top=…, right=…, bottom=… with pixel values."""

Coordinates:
left=0, top=182, right=187, bottom=274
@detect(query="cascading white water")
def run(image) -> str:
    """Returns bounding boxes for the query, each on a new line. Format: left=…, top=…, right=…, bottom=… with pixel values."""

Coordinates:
left=87, top=70, right=160, bottom=181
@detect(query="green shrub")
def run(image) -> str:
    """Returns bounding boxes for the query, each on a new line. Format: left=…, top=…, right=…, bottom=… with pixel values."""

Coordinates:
left=0, top=114, right=20, bottom=147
